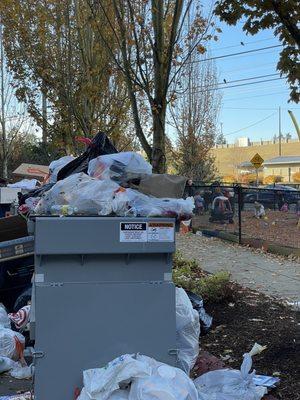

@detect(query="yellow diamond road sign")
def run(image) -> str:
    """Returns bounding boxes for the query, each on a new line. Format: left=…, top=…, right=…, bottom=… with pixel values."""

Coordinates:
left=250, top=153, right=264, bottom=169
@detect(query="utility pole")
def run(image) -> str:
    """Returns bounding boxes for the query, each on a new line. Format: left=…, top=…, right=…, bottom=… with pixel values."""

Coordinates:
left=278, top=106, right=282, bottom=156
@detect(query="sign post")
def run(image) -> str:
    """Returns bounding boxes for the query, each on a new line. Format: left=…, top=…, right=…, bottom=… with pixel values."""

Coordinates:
left=250, top=153, right=264, bottom=187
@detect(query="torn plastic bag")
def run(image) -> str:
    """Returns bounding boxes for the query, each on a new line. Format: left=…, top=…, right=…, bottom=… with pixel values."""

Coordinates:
left=194, top=353, right=267, bottom=400
left=57, top=131, right=118, bottom=181
left=35, top=173, right=119, bottom=216
left=49, top=156, right=75, bottom=183
left=112, top=189, right=194, bottom=218
left=186, top=291, right=213, bottom=334
left=129, top=354, right=198, bottom=400
left=0, top=329, right=25, bottom=361
left=0, top=305, right=11, bottom=329
left=78, top=354, right=151, bottom=400
left=176, top=288, right=200, bottom=375
left=88, top=152, right=152, bottom=183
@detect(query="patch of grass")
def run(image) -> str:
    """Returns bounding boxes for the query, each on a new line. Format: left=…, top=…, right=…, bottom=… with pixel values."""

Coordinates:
left=173, top=251, right=234, bottom=303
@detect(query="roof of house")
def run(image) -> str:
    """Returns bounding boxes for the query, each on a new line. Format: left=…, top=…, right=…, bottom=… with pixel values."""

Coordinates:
left=264, top=156, right=300, bottom=166
left=13, top=163, right=49, bottom=178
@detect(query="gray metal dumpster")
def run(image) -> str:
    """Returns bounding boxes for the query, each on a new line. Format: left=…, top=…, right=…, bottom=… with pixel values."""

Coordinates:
left=33, top=216, right=177, bottom=399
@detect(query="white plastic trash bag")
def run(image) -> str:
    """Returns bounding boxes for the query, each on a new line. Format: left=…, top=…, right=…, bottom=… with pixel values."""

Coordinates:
left=176, top=288, right=200, bottom=374
left=0, top=329, right=25, bottom=361
left=88, top=152, right=152, bottom=183
left=8, top=179, right=38, bottom=190
left=0, top=356, right=18, bottom=374
left=35, top=173, right=119, bottom=215
left=78, top=354, right=151, bottom=400
left=194, top=353, right=267, bottom=400
left=49, top=156, right=75, bottom=183
left=0, top=305, right=11, bottom=329
left=129, top=354, right=198, bottom=400
left=10, top=364, right=33, bottom=379
left=79, top=388, right=129, bottom=400
left=113, top=189, right=194, bottom=218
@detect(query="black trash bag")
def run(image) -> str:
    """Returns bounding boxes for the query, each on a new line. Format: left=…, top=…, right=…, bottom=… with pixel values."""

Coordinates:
left=186, top=290, right=213, bottom=335
left=57, top=131, right=118, bottom=181
left=19, top=182, right=55, bottom=206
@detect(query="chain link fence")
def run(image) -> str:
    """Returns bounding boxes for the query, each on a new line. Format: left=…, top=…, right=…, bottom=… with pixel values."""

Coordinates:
left=191, top=184, right=300, bottom=249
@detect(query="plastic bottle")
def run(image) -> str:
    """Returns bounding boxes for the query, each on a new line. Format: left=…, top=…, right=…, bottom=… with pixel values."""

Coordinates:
left=50, top=205, right=78, bottom=216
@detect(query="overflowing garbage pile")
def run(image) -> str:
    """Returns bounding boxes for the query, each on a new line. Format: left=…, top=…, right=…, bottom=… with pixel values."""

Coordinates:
left=18, top=132, right=194, bottom=219
left=0, top=304, right=32, bottom=380
left=75, top=347, right=276, bottom=400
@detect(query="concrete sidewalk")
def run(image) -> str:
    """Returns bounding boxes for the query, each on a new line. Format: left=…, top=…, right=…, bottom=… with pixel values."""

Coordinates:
left=177, top=234, right=300, bottom=301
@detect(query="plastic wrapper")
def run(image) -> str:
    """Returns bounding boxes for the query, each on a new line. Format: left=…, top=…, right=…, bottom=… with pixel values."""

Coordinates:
left=176, top=288, right=200, bottom=375
left=8, top=305, right=30, bottom=330
left=194, top=353, right=267, bottom=400
left=88, top=152, right=152, bottom=183
left=57, top=131, right=118, bottom=181
left=49, top=156, right=75, bottom=183
left=35, top=173, right=119, bottom=216
left=113, top=189, right=194, bottom=219
left=0, top=329, right=25, bottom=361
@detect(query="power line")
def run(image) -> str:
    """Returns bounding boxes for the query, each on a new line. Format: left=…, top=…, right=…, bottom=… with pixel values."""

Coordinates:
left=224, top=112, right=278, bottom=136
left=222, top=90, right=290, bottom=102
left=192, top=77, right=284, bottom=94
left=222, top=106, right=300, bottom=111
left=187, top=45, right=282, bottom=64
left=217, top=73, right=279, bottom=86
left=210, top=37, right=278, bottom=53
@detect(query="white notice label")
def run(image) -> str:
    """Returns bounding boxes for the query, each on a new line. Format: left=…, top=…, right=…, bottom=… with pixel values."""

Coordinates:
left=148, top=222, right=175, bottom=242
left=120, top=222, right=147, bottom=242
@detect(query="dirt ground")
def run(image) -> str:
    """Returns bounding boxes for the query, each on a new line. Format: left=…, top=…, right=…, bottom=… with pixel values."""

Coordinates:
left=193, top=210, right=300, bottom=249
left=199, top=287, right=300, bottom=400
left=1, top=291, right=299, bottom=399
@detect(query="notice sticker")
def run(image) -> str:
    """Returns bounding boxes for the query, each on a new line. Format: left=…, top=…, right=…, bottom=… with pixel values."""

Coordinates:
left=148, top=222, right=175, bottom=242
left=120, top=222, right=147, bottom=242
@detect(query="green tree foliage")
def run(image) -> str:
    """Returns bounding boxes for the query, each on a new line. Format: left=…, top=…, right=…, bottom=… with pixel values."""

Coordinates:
left=215, top=0, right=300, bottom=102
left=0, top=0, right=131, bottom=152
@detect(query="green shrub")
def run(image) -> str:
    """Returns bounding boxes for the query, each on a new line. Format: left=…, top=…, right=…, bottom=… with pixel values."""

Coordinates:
left=173, top=251, right=233, bottom=303
left=195, top=271, right=232, bottom=303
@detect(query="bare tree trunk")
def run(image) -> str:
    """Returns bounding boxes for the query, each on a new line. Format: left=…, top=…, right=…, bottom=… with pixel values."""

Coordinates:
left=152, top=104, right=166, bottom=173
left=0, top=22, right=8, bottom=178
left=42, top=87, right=47, bottom=144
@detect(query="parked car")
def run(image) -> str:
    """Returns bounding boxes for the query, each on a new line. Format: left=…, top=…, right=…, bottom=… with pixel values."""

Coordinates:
left=244, top=184, right=300, bottom=207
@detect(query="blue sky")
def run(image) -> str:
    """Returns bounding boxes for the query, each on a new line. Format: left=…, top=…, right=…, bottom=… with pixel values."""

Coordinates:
left=213, top=20, right=300, bottom=143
